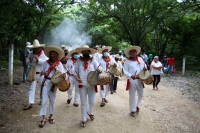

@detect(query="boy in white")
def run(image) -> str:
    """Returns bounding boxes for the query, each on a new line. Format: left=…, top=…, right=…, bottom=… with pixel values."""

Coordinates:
left=123, top=46, right=146, bottom=117
left=24, top=39, right=48, bottom=110
left=150, top=56, right=162, bottom=90
left=98, top=46, right=117, bottom=107
left=74, top=45, right=102, bottom=128
left=65, top=49, right=80, bottom=107
left=39, top=45, right=65, bottom=127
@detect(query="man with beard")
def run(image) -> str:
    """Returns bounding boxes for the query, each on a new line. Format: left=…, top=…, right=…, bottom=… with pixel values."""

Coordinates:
left=74, top=45, right=102, bottom=127
left=23, top=39, right=48, bottom=110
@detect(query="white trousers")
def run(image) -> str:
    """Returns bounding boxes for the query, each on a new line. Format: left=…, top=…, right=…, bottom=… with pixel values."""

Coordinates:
left=100, top=84, right=110, bottom=98
left=39, top=80, right=57, bottom=116
left=79, top=85, right=96, bottom=122
left=129, top=79, right=144, bottom=112
left=28, top=74, right=43, bottom=104
left=67, top=82, right=80, bottom=104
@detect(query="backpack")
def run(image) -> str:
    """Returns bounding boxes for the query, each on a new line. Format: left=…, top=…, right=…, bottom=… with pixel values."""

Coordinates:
left=19, top=50, right=25, bottom=61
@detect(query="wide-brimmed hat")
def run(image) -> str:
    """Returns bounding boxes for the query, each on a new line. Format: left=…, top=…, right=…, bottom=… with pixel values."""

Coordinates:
left=75, top=45, right=97, bottom=54
left=44, top=45, right=64, bottom=60
left=115, top=54, right=120, bottom=58
left=26, top=42, right=31, bottom=47
left=98, top=46, right=112, bottom=54
left=27, top=39, right=45, bottom=48
left=124, top=46, right=141, bottom=57
left=67, top=49, right=79, bottom=57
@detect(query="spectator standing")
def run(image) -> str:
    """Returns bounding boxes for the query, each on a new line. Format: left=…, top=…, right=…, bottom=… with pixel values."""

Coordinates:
left=167, top=55, right=175, bottom=77
left=22, top=42, right=31, bottom=83
left=162, top=54, right=167, bottom=67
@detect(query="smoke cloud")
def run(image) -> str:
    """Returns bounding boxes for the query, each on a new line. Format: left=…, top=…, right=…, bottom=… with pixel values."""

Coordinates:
left=47, top=18, right=91, bottom=51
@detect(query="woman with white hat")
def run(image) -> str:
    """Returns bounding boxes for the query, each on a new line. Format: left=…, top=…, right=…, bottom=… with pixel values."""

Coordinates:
left=39, top=45, right=65, bottom=127
left=123, top=46, right=146, bottom=117
left=74, top=45, right=102, bottom=127
left=98, top=46, right=117, bottom=107
left=65, top=49, right=80, bottom=107
left=150, top=56, right=162, bottom=90
left=23, top=39, right=48, bottom=110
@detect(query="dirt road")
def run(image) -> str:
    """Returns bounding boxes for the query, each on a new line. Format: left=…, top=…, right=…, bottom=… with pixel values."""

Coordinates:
left=1, top=76, right=200, bottom=133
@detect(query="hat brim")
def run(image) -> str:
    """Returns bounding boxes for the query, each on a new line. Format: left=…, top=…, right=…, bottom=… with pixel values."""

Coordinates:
left=44, top=45, right=64, bottom=60
left=98, top=46, right=112, bottom=54
left=67, top=50, right=79, bottom=57
left=124, top=46, right=141, bottom=57
left=75, top=47, right=97, bottom=55
left=27, top=44, right=45, bottom=48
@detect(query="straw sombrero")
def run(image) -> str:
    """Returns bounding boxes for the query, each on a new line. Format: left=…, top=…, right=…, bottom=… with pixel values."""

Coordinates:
left=98, top=46, right=112, bottom=54
left=44, top=45, right=64, bottom=60
left=115, top=54, right=120, bottom=58
left=124, top=46, right=141, bottom=57
left=75, top=45, right=97, bottom=54
left=27, top=39, right=45, bottom=48
left=67, top=49, right=79, bottom=57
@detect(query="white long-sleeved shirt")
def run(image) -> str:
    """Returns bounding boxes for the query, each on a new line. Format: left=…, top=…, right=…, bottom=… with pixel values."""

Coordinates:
left=65, top=58, right=77, bottom=83
left=26, top=50, right=48, bottom=72
left=74, top=58, right=101, bottom=85
left=40, top=61, right=65, bottom=86
left=98, top=56, right=116, bottom=72
left=123, top=57, right=146, bottom=79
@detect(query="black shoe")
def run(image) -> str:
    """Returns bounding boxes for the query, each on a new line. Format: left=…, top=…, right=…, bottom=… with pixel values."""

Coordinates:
left=67, top=98, right=72, bottom=104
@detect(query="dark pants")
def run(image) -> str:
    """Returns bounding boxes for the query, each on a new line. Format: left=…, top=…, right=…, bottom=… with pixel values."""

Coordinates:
left=112, top=76, right=118, bottom=92
left=153, top=75, right=160, bottom=88
left=22, top=62, right=28, bottom=82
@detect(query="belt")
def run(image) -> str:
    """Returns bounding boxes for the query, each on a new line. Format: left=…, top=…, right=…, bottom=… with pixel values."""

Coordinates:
left=44, top=76, right=51, bottom=80
left=36, top=72, right=40, bottom=74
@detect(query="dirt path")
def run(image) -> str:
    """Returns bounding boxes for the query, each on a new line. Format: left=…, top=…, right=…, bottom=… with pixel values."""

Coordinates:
left=1, top=76, right=200, bottom=133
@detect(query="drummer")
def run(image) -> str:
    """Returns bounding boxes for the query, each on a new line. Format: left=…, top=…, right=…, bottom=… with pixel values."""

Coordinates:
left=98, top=46, right=117, bottom=107
left=39, top=45, right=65, bottom=127
left=123, top=46, right=147, bottom=117
left=74, top=45, right=102, bottom=128
left=65, top=49, right=80, bottom=107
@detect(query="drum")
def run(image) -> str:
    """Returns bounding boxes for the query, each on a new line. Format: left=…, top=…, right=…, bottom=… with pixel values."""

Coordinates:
left=87, top=71, right=111, bottom=86
left=139, top=70, right=153, bottom=85
left=51, top=72, right=64, bottom=85
left=57, top=80, right=70, bottom=92
left=51, top=72, right=70, bottom=92
left=109, top=65, right=121, bottom=76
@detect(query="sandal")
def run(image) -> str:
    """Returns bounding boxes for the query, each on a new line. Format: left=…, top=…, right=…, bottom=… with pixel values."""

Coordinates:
left=39, top=119, right=47, bottom=127
left=48, top=118, right=55, bottom=124
left=80, top=121, right=86, bottom=128
left=130, top=112, right=135, bottom=117
left=23, top=105, right=32, bottom=110
left=100, top=102, right=105, bottom=107
left=104, top=99, right=108, bottom=103
left=87, top=113, right=94, bottom=121
left=67, top=98, right=72, bottom=104
left=136, top=107, right=140, bottom=112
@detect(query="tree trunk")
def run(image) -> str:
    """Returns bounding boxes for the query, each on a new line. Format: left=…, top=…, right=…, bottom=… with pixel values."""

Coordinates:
left=8, top=44, right=14, bottom=85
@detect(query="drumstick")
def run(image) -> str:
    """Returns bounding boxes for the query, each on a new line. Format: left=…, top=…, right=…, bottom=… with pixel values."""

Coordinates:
left=91, top=63, right=101, bottom=79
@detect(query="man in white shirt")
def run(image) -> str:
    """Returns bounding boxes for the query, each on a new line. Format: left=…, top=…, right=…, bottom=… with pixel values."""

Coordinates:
left=24, top=39, right=48, bottom=110
left=74, top=45, right=102, bottom=127
left=123, top=46, right=146, bottom=117
left=98, top=46, right=117, bottom=107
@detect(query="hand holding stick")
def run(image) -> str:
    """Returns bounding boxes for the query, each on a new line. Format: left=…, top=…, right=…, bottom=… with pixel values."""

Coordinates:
left=91, top=63, right=101, bottom=79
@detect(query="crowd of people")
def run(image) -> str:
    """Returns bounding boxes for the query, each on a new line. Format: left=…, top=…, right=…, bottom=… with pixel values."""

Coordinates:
left=20, top=40, right=175, bottom=128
